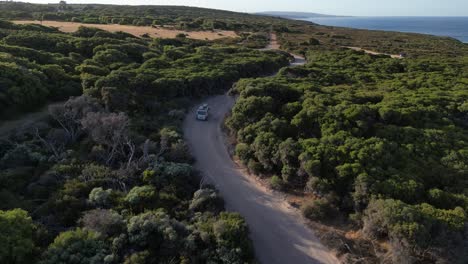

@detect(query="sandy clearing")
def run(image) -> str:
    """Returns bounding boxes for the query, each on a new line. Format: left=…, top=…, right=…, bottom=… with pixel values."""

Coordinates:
left=345, top=46, right=403, bottom=58
left=266, top=32, right=281, bottom=50
left=12, top=20, right=238, bottom=40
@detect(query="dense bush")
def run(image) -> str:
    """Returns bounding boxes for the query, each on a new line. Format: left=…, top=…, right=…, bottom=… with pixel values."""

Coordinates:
left=0, top=209, right=37, bottom=264
left=0, top=16, right=288, bottom=117
left=301, top=197, right=338, bottom=221
left=0, top=2, right=282, bottom=32
left=1, top=3, right=466, bottom=263
left=0, top=15, right=292, bottom=263
left=227, top=50, right=468, bottom=262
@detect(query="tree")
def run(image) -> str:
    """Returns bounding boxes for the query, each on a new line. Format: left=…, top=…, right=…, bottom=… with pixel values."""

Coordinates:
left=125, top=185, right=157, bottom=212
left=101, top=87, right=130, bottom=112
left=308, top=38, right=320, bottom=45
left=35, top=128, right=69, bottom=159
left=80, top=209, right=124, bottom=238
left=51, top=179, right=92, bottom=226
left=251, top=132, right=280, bottom=172
left=0, top=144, right=43, bottom=169
left=80, top=164, right=113, bottom=183
left=81, top=112, right=131, bottom=165
left=88, top=187, right=113, bottom=208
left=144, top=162, right=194, bottom=194
left=189, top=188, right=224, bottom=213
left=123, top=251, right=150, bottom=264
left=0, top=209, right=36, bottom=264
left=234, top=143, right=252, bottom=164
left=300, top=198, right=338, bottom=221
left=277, top=138, right=301, bottom=184
left=93, top=49, right=129, bottom=66
left=49, top=96, right=102, bottom=143
left=40, top=228, right=109, bottom=264
left=227, top=96, right=275, bottom=130
left=126, top=211, right=184, bottom=254
left=212, top=213, right=253, bottom=261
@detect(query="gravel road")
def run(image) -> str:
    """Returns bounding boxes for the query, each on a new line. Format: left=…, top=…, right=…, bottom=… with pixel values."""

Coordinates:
left=183, top=56, right=339, bottom=264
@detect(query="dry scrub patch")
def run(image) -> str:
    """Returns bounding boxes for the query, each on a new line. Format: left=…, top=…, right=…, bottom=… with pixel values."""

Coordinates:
left=12, top=20, right=238, bottom=40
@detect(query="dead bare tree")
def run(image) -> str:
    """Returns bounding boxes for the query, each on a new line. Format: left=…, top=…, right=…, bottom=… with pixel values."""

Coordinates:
left=114, top=160, right=140, bottom=192
left=49, top=95, right=102, bottom=143
left=35, top=128, right=69, bottom=159
left=81, top=111, right=130, bottom=166
left=199, top=173, right=212, bottom=190
left=157, top=130, right=172, bottom=158
left=125, top=139, right=136, bottom=169
left=142, top=139, right=150, bottom=162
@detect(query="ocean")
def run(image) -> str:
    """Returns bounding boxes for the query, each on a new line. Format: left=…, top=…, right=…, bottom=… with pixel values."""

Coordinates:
left=305, top=16, right=468, bottom=43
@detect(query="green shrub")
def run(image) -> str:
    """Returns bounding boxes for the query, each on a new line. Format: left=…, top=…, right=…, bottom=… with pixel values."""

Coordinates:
left=0, top=209, right=36, bottom=264
left=125, top=186, right=157, bottom=212
left=270, top=175, right=284, bottom=190
left=235, top=143, right=251, bottom=163
left=301, top=198, right=337, bottom=221
left=247, top=159, right=262, bottom=174
left=308, top=38, right=320, bottom=45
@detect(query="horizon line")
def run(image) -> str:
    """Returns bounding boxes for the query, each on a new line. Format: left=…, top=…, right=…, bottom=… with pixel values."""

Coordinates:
left=2, top=1, right=468, bottom=17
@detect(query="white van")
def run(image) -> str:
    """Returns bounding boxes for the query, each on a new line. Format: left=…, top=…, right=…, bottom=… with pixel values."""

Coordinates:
left=196, top=104, right=209, bottom=121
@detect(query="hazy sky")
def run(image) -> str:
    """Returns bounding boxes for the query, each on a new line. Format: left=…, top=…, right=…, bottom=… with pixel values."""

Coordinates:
left=25, top=0, right=468, bottom=16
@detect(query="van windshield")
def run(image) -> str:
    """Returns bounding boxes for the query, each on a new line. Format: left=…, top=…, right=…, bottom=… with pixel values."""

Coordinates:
left=197, top=110, right=207, bottom=115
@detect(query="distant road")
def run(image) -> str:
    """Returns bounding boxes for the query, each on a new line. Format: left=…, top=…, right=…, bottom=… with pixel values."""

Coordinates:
left=184, top=45, right=339, bottom=263
left=266, top=32, right=401, bottom=59
left=264, top=33, right=307, bottom=65
left=0, top=101, right=64, bottom=138
left=344, top=46, right=403, bottom=58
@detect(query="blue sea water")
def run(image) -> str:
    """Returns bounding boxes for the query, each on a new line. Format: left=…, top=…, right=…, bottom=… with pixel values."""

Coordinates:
left=305, top=16, right=468, bottom=43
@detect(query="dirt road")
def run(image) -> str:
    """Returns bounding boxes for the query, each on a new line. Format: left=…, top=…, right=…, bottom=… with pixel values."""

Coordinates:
left=0, top=101, right=64, bottom=138
left=184, top=95, right=338, bottom=264
left=265, top=32, right=281, bottom=50
left=263, top=33, right=307, bottom=65
left=183, top=54, right=339, bottom=263
left=345, top=46, right=402, bottom=58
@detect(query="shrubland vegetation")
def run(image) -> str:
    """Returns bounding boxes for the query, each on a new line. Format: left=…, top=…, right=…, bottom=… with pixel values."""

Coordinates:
left=227, top=50, right=468, bottom=263
left=0, top=16, right=288, bottom=263
left=0, top=18, right=287, bottom=117
left=0, top=22, right=81, bottom=117
left=1, top=2, right=467, bottom=263
left=3, top=1, right=466, bottom=58
left=0, top=2, right=278, bottom=31
left=1, top=2, right=290, bottom=52
left=278, top=23, right=468, bottom=58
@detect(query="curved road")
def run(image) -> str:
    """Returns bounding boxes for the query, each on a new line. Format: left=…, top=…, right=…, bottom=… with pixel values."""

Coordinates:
left=183, top=57, right=338, bottom=264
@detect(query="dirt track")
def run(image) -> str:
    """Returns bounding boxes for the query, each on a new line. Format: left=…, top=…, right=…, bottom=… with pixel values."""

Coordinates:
left=345, top=46, right=402, bottom=58
left=12, top=20, right=238, bottom=40
left=0, top=101, right=64, bottom=138
left=183, top=52, right=339, bottom=263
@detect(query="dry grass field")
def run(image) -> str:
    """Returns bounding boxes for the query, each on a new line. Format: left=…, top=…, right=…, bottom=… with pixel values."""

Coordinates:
left=12, top=20, right=238, bottom=40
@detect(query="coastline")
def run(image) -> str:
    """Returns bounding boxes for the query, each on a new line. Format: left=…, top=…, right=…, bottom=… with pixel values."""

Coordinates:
left=304, top=16, right=468, bottom=43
